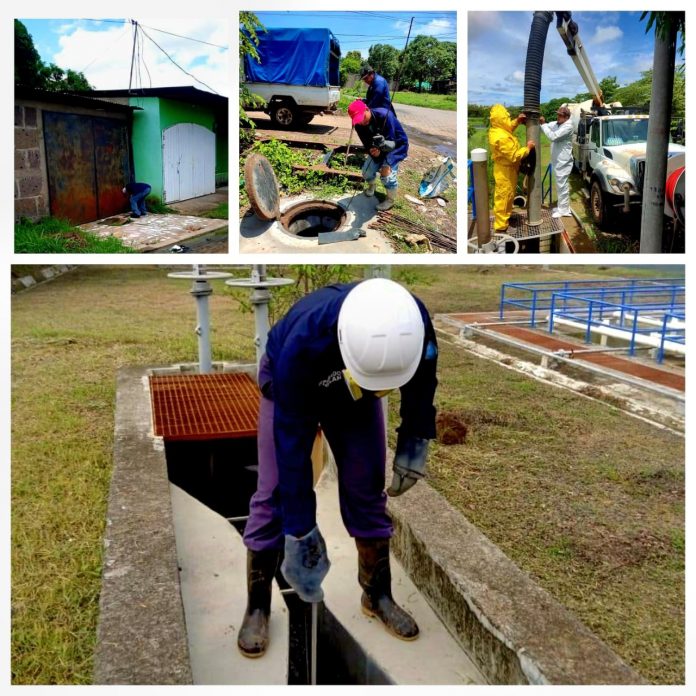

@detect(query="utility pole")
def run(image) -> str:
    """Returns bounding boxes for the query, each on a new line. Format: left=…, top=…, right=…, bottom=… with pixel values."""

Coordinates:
left=640, top=18, right=678, bottom=253
left=392, top=16, right=414, bottom=99
left=128, top=19, right=138, bottom=93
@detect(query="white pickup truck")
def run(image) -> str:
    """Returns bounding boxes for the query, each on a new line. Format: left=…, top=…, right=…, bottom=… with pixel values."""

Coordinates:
left=567, top=100, right=686, bottom=229
left=243, top=27, right=341, bottom=129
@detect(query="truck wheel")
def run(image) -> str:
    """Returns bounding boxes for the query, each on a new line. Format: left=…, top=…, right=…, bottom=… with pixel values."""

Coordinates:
left=590, top=181, right=610, bottom=229
left=271, top=104, right=296, bottom=128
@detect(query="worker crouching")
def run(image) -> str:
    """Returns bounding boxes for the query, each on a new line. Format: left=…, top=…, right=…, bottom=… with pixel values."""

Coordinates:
left=237, top=278, right=438, bottom=658
left=348, top=100, right=409, bottom=211
left=488, top=104, right=535, bottom=232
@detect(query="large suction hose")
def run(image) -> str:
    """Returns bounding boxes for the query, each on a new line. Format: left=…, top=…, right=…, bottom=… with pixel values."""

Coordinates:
left=523, top=11, right=554, bottom=227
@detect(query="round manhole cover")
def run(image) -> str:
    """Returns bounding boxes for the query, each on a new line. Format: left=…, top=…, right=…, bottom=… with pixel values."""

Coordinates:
left=244, top=153, right=280, bottom=221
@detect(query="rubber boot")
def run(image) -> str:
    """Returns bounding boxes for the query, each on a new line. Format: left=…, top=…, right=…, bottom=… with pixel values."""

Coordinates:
left=364, top=179, right=376, bottom=197
left=376, top=188, right=396, bottom=211
left=355, top=538, right=419, bottom=641
left=237, top=548, right=281, bottom=658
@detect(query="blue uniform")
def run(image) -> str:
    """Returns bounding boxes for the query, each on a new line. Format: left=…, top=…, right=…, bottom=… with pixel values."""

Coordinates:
left=365, top=73, right=392, bottom=111
left=124, top=181, right=151, bottom=216
left=355, top=107, right=409, bottom=168
left=243, top=282, right=438, bottom=548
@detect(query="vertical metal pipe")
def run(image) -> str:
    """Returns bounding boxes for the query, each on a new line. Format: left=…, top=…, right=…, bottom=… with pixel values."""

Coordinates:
left=525, top=114, right=542, bottom=227
left=310, top=602, right=318, bottom=685
left=250, top=265, right=270, bottom=369
left=470, top=148, right=490, bottom=247
left=190, top=266, right=213, bottom=374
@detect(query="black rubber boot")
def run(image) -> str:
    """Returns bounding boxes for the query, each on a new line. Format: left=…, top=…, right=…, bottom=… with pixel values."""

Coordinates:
left=355, top=537, right=419, bottom=641
left=237, top=548, right=281, bottom=658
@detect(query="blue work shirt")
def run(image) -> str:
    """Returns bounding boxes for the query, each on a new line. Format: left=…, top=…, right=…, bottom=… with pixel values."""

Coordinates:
left=365, top=73, right=392, bottom=110
left=263, top=282, right=438, bottom=537
left=354, top=108, right=409, bottom=167
left=124, top=182, right=150, bottom=195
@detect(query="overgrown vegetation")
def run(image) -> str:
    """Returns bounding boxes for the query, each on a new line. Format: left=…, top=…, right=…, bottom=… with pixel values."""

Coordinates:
left=15, top=218, right=135, bottom=254
left=243, top=139, right=361, bottom=198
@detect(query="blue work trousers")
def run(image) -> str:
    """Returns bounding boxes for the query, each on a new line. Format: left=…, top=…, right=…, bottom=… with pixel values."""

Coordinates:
left=243, top=354, right=392, bottom=550
left=362, top=157, right=399, bottom=190
left=129, top=186, right=151, bottom=215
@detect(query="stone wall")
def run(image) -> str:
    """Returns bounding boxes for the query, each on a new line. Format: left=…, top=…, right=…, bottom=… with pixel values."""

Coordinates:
left=15, top=103, right=49, bottom=222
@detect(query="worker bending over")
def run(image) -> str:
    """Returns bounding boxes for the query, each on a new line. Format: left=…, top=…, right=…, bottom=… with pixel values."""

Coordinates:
left=237, top=278, right=438, bottom=658
left=488, top=104, right=534, bottom=232
left=348, top=99, right=409, bottom=211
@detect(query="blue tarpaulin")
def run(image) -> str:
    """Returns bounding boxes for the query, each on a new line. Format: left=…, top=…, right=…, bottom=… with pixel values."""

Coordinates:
left=243, top=28, right=340, bottom=87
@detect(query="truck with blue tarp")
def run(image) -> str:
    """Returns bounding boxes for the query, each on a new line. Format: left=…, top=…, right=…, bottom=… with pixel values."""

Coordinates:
left=243, top=27, right=341, bottom=129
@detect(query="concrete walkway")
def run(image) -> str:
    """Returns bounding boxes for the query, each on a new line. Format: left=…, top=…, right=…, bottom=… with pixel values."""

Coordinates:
left=80, top=213, right=228, bottom=252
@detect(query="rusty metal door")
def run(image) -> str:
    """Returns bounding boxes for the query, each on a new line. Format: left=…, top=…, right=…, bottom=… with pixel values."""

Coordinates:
left=43, top=111, right=131, bottom=224
left=93, top=117, right=131, bottom=219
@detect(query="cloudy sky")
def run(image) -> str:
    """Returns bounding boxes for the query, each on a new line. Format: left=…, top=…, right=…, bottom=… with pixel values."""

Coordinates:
left=468, top=11, right=674, bottom=105
left=250, top=11, right=457, bottom=57
left=19, top=18, right=229, bottom=96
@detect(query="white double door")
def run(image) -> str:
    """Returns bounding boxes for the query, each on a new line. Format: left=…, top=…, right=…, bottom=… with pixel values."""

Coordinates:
left=162, top=122, right=215, bottom=203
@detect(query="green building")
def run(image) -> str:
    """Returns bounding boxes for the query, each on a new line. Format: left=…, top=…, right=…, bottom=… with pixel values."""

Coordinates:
left=89, top=87, right=228, bottom=204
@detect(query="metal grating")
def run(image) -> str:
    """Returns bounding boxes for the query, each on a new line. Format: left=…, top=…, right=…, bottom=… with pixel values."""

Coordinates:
left=507, top=208, right=563, bottom=240
left=149, top=372, right=260, bottom=441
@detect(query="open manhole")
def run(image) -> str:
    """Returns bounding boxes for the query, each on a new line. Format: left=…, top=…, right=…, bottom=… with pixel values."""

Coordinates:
left=245, top=152, right=347, bottom=238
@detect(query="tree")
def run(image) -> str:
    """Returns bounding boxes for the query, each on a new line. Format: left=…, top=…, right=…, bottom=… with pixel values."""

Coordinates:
left=599, top=76, right=620, bottom=102
left=15, top=20, right=43, bottom=89
left=239, top=11, right=266, bottom=136
left=14, top=20, right=93, bottom=91
left=402, top=35, right=455, bottom=91
left=339, top=50, right=363, bottom=86
left=367, top=44, right=400, bottom=81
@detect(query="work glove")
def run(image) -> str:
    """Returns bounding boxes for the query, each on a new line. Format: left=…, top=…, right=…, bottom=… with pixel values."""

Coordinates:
left=372, top=134, right=396, bottom=152
left=386, top=432, right=430, bottom=497
left=281, top=526, right=330, bottom=603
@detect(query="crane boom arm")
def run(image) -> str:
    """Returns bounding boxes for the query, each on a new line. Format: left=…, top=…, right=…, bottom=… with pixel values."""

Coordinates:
left=555, top=12, right=604, bottom=107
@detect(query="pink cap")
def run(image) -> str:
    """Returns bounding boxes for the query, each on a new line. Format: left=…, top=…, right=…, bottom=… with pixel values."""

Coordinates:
left=348, top=99, right=368, bottom=126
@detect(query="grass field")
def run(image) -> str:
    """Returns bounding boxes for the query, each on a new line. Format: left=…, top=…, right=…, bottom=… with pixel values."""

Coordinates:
left=339, top=87, right=456, bottom=112
left=11, top=265, right=684, bottom=684
left=14, top=218, right=136, bottom=254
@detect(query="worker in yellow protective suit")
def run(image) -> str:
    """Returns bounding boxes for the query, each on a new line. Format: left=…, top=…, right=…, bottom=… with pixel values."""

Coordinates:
left=488, top=104, right=535, bottom=232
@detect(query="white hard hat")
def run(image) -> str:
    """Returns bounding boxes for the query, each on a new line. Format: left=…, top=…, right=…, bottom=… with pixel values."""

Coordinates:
left=338, top=278, right=425, bottom=391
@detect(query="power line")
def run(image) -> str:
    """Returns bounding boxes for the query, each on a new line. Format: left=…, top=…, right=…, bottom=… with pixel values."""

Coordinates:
left=138, top=23, right=218, bottom=94
left=139, top=23, right=227, bottom=50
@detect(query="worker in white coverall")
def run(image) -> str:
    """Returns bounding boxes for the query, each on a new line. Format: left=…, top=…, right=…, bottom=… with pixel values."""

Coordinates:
left=540, top=106, right=574, bottom=218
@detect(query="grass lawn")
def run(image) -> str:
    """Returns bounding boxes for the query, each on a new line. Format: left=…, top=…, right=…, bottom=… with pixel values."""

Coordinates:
left=339, top=86, right=456, bottom=111
left=200, top=202, right=229, bottom=219
left=14, top=218, right=136, bottom=254
left=11, top=265, right=683, bottom=684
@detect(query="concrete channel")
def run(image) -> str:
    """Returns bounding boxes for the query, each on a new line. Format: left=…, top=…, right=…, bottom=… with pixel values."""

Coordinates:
left=94, top=364, right=645, bottom=685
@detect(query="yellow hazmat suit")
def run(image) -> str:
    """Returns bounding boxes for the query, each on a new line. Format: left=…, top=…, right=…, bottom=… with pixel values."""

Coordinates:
left=488, top=104, right=530, bottom=231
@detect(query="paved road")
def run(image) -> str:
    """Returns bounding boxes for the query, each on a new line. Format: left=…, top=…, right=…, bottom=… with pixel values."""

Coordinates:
left=391, top=103, right=457, bottom=159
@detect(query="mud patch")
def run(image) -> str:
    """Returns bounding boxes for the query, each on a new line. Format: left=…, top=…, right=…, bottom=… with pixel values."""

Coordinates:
left=436, top=411, right=468, bottom=445
left=575, top=528, right=673, bottom=570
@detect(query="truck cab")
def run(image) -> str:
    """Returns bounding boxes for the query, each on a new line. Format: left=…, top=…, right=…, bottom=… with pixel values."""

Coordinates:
left=569, top=104, right=686, bottom=228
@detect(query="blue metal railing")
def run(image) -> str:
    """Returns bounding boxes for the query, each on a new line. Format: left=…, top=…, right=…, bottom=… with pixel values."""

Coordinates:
left=547, top=288, right=685, bottom=362
left=542, top=162, right=553, bottom=206
left=499, top=278, right=685, bottom=327
left=468, top=159, right=476, bottom=219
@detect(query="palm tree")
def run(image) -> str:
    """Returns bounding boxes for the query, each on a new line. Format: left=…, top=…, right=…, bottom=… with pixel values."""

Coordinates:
left=639, top=12, right=685, bottom=253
